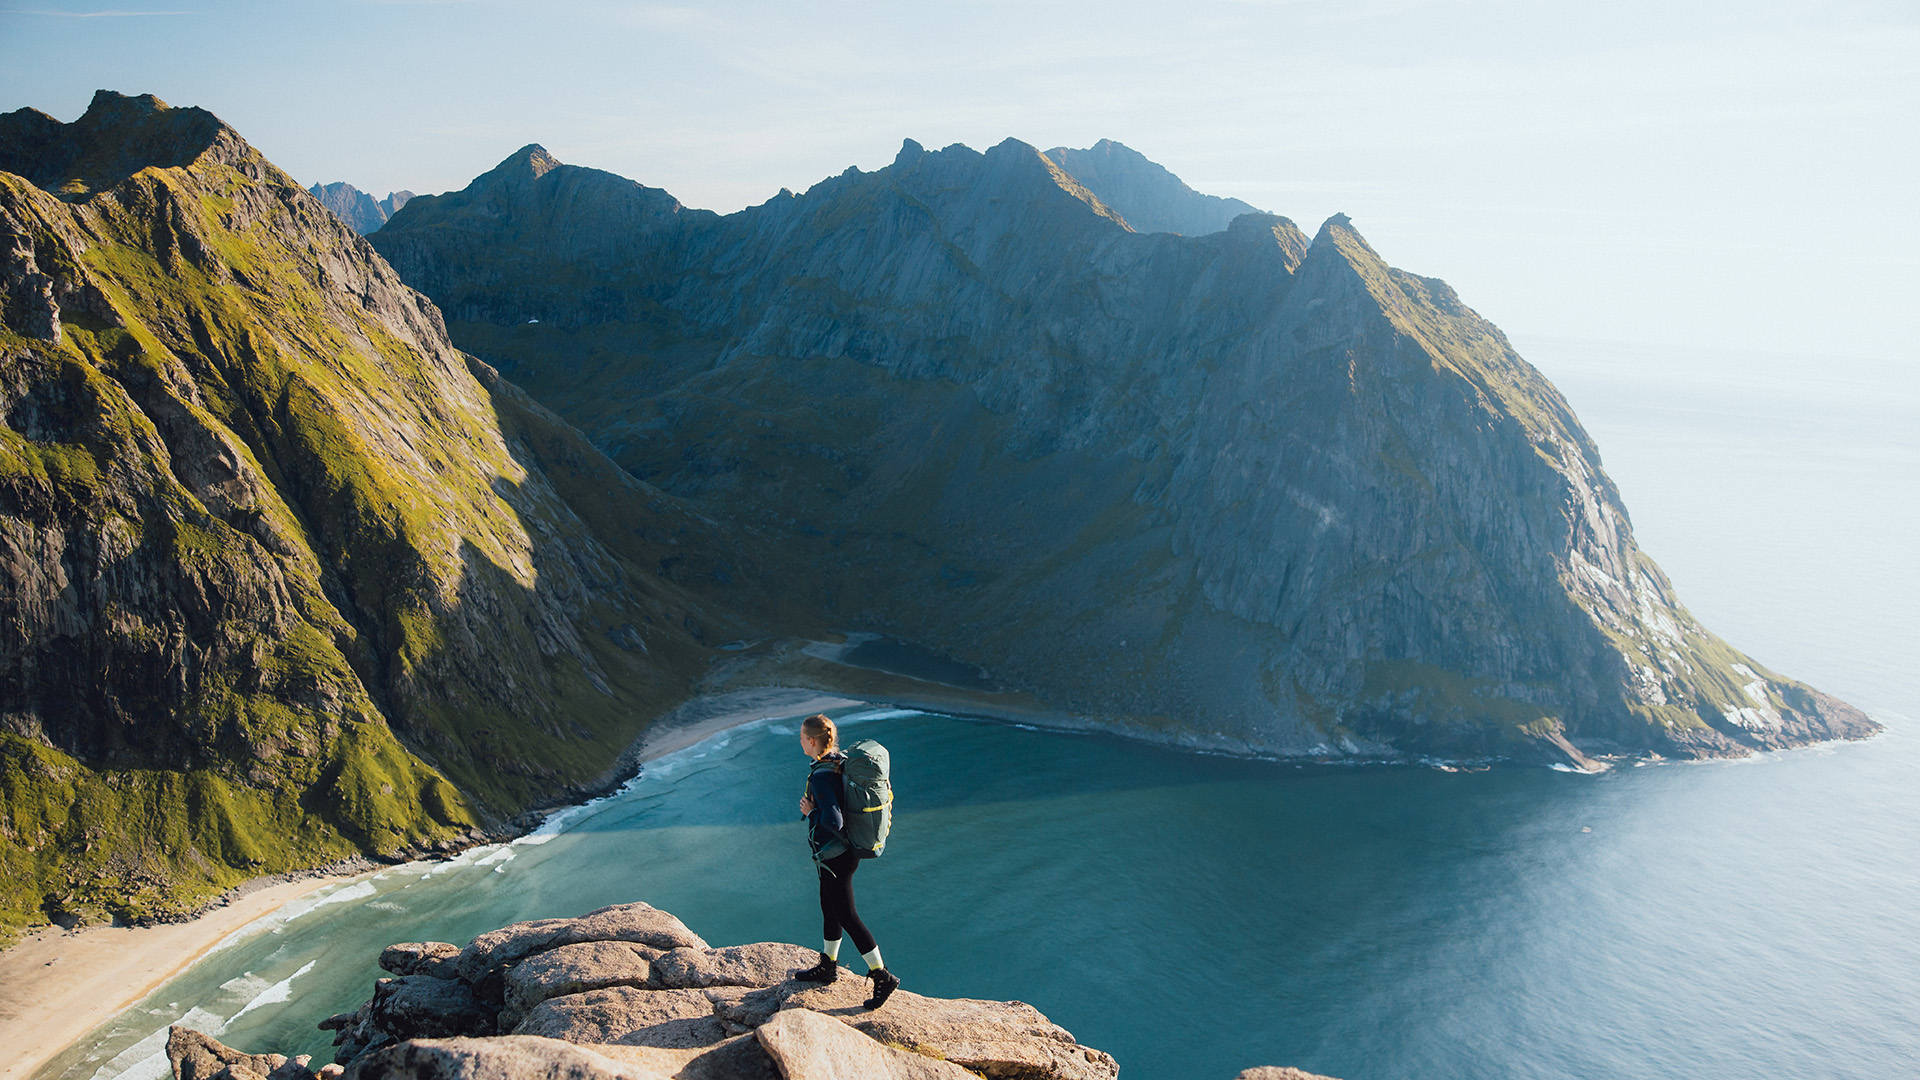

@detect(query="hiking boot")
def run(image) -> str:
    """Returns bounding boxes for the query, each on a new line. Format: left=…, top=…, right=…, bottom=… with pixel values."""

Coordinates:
left=864, top=966, right=900, bottom=1008
left=793, top=953, right=838, bottom=983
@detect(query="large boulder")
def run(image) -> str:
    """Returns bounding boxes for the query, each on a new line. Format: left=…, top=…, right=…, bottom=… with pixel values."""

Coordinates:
left=754, top=1009, right=977, bottom=1080
left=458, top=904, right=708, bottom=982
left=501, top=941, right=661, bottom=1030
left=706, top=980, right=1117, bottom=1080
left=339, top=1036, right=679, bottom=1080
left=785, top=984, right=1118, bottom=1080
left=649, top=944, right=823, bottom=991
left=380, top=943, right=464, bottom=980
left=513, top=986, right=729, bottom=1049
left=167, top=1028, right=315, bottom=1080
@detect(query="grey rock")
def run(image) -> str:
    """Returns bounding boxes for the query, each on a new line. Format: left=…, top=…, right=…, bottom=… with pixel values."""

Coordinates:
left=709, top=983, right=805, bottom=1032
left=167, top=1027, right=313, bottom=1080
left=502, top=940, right=659, bottom=1030
left=338, top=1036, right=678, bottom=1080
left=380, top=942, right=463, bottom=979
left=459, top=903, right=708, bottom=982
left=782, top=983, right=1119, bottom=1080
left=662, top=1034, right=782, bottom=1080
left=372, top=976, right=498, bottom=1039
left=1232, top=1069, right=1344, bottom=1080
left=755, top=1008, right=978, bottom=1080
left=221, top=903, right=1123, bottom=1080
left=650, top=943, right=821, bottom=990
left=513, top=986, right=727, bottom=1049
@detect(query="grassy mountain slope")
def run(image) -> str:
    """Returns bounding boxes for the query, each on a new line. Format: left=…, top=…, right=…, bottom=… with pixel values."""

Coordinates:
left=0, top=92, right=736, bottom=937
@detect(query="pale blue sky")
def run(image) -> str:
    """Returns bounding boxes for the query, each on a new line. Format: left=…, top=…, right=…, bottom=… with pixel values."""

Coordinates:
left=3, top=0, right=1915, bottom=363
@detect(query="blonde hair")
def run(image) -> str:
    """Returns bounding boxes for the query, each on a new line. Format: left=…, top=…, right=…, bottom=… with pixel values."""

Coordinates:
left=801, top=713, right=838, bottom=752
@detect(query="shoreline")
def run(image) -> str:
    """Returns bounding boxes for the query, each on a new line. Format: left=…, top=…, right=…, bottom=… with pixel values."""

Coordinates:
left=0, top=872, right=376, bottom=1080
left=0, top=687, right=862, bottom=1080
left=5, top=672, right=1885, bottom=1080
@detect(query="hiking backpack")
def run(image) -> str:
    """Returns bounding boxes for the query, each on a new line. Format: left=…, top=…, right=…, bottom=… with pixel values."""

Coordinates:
left=836, top=739, right=893, bottom=858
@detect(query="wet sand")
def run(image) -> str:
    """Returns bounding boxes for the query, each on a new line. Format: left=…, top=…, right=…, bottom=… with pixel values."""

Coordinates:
left=0, top=873, right=373, bottom=1080
left=0, top=687, right=864, bottom=1080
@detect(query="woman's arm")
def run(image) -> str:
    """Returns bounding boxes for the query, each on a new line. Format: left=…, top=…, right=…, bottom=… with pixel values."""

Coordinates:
left=807, top=768, right=845, bottom=833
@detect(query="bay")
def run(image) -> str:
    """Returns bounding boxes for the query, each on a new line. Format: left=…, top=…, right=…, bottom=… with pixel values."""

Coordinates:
left=37, top=335, right=1920, bottom=1080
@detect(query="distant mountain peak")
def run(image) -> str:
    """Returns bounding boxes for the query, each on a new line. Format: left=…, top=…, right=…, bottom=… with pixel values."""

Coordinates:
left=1045, top=140, right=1263, bottom=236
left=499, top=143, right=563, bottom=182
left=307, top=180, right=415, bottom=235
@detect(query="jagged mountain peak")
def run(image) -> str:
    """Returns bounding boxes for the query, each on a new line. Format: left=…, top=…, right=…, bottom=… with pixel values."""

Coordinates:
left=1046, top=139, right=1264, bottom=237
left=0, top=88, right=242, bottom=201
left=1227, top=211, right=1312, bottom=270
left=492, top=142, right=563, bottom=184
left=373, top=139, right=1872, bottom=768
left=307, top=179, right=413, bottom=234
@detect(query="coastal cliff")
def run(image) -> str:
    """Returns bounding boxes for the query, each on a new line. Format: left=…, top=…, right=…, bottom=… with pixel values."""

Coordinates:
left=165, top=901, right=1332, bottom=1080
left=374, top=138, right=1873, bottom=765
left=0, top=92, right=742, bottom=935
left=0, top=89, right=1878, bottom=940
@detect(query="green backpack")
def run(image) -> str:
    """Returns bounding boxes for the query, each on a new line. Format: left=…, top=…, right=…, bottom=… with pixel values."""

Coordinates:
left=835, top=739, right=893, bottom=858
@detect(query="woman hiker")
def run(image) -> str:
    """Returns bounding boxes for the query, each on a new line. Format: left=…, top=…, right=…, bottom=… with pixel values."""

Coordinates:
left=792, top=713, right=901, bottom=1008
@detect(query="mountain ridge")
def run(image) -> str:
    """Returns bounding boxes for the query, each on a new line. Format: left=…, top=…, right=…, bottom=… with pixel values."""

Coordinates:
left=307, top=181, right=413, bottom=235
left=1045, top=138, right=1265, bottom=235
left=0, top=91, right=741, bottom=935
left=372, top=138, right=1873, bottom=764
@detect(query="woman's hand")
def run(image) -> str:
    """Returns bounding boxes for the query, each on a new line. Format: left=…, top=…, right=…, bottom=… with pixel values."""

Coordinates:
left=799, top=793, right=815, bottom=816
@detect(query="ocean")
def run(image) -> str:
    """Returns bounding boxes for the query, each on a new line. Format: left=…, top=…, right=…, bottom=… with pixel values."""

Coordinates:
left=32, top=336, right=1919, bottom=1080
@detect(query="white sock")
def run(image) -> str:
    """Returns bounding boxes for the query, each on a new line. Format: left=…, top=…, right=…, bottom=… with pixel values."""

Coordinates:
left=823, top=938, right=842, bottom=961
left=861, top=946, right=884, bottom=972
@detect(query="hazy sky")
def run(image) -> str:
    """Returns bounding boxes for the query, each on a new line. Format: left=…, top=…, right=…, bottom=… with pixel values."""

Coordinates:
left=3, top=0, right=1915, bottom=363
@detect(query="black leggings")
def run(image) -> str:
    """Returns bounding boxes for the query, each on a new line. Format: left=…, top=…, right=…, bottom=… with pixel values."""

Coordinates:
left=817, top=849, right=877, bottom=955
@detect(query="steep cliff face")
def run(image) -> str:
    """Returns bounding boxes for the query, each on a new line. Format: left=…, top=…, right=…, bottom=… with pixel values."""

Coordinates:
left=0, top=92, right=734, bottom=933
left=1046, top=138, right=1263, bottom=236
left=375, top=137, right=1871, bottom=763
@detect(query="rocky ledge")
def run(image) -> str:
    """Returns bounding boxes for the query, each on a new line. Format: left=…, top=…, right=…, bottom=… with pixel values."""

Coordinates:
left=166, top=902, right=1336, bottom=1080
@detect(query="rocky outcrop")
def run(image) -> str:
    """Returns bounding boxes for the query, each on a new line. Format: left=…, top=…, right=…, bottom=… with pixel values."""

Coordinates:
left=171, top=901, right=1324, bottom=1080
left=1045, top=139, right=1263, bottom=236
left=0, top=91, right=746, bottom=935
left=374, top=139, right=1875, bottom=766
left=307, top=182, right=416, bottom=234
left=306, top=901, right=1118, bottom=1078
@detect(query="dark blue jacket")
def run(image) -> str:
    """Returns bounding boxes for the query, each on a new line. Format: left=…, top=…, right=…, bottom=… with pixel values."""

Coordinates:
left=805, top=752, right=848, bottom=860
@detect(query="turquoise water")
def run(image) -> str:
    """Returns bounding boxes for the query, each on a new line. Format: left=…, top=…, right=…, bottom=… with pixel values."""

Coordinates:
left=38, top=337, right=1920, bottom=1080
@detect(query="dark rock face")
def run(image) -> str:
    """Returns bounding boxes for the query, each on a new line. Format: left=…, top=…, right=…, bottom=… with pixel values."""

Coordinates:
left=0, top=91, right=739, bottom=933
left=373, top=139, right=1874, bottom=765
left=1046, top=138, right=1264, bottom=236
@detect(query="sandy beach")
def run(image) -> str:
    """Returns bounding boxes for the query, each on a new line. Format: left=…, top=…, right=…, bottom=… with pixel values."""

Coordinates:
left=0, top=687, right=863, bottom=1080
